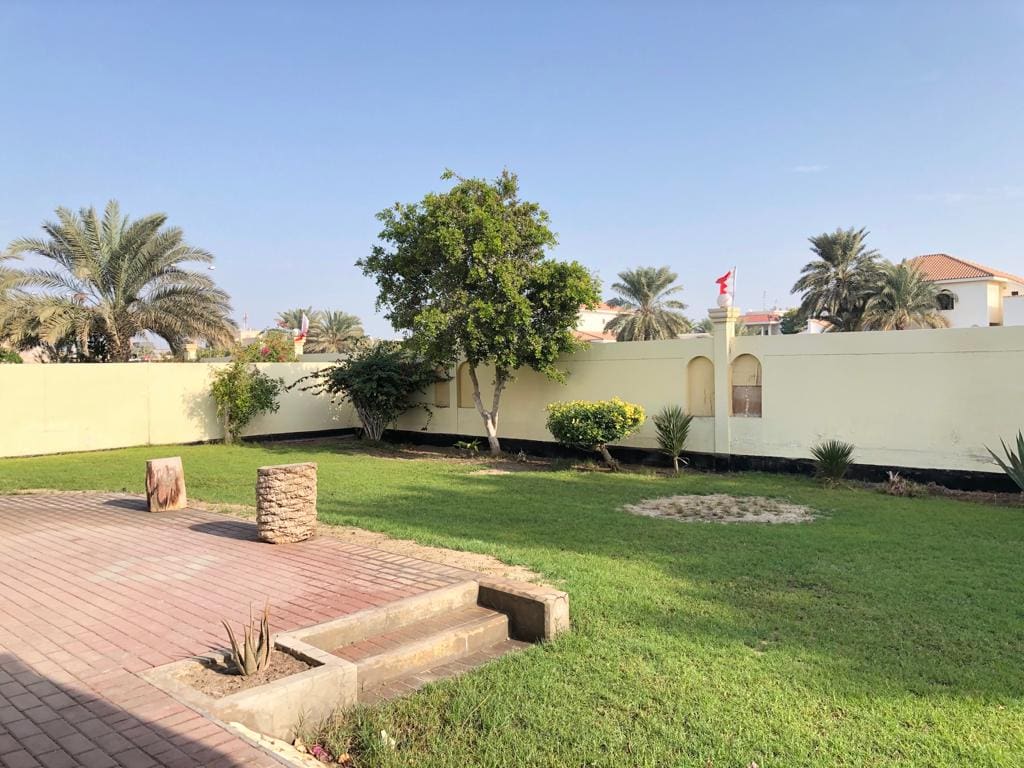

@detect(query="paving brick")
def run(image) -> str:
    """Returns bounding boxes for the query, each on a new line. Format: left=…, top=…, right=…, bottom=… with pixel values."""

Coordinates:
left=0, top=492, right=474, bottom=767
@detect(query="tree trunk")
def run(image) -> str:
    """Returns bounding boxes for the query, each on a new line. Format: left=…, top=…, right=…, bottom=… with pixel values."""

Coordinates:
left=598, top=444, right=618, bottom=471
left=222, top=410, right=234, bottom=445
left=468, top=365, right=507, bottom=457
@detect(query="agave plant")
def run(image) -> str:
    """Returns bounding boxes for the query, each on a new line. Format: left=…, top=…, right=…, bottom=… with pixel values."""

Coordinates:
left=221, top=602, right=271, bottom=676
left=810, top=439, right=855, bottom=486
left=988, top=431, right=1024, bottom=493
left=653, top=405, right=694, bottom=474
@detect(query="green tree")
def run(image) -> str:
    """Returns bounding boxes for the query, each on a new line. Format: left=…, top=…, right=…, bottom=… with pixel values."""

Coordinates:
left=779, top=307, right=803, bottom=334
left=861, top=261, right=950, bottom=331
left=297, top=339, right=439, bottom=440
left=359, top=169, right=600, bottom=456
left=4, top=201, right=236, bottom=360
left=211, top=361, right=284, bottom=443
left=0, top=254, right=28, bottom=344
left=604, top=267, right=690, bottom=340
left=792, top=227, right=882, bottom=332
left=308, top=310, right=364, bottom=353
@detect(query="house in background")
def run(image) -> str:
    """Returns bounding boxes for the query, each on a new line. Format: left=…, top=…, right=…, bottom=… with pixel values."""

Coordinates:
left=574, top=302, right=625, bottom=343
left=909, top=253, right=1024, bottom=327
left=741, top=310, right=783, bottom=335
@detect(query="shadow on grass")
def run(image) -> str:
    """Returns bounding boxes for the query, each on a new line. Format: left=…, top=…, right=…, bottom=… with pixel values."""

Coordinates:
left=290, top=458, right=1024, bottom=702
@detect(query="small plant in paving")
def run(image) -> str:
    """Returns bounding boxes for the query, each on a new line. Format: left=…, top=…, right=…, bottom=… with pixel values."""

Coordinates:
left=546, top=397, right=645, bottom=470
left=211, top=361, right=284, bottom=444
left=653, top=405, right=694, bottom=474
left=222, top=602, right=271, bottom=676
left=810, top=439, right=855, bottom=486
left=987, top=430, right=1024, bottom=492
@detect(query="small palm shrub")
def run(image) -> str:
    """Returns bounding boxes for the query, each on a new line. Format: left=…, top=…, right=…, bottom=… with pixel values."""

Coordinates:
left=988, top=430, right=1024, bottom=493
left=545, top=398, right=645, bottom=470
left=222, top=602, right=271, bottom=676
left=810, top=439, right=855, bottom=486
left=211, top=361, right=284, bottom=443
left=653, top=405, right=694, bottom=474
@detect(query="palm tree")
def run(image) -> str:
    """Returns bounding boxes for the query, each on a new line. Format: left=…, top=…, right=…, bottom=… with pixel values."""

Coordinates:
left=792, top=227, right=883, bottom=331
left=308, top=310, right=364, bottom=353
left=861, top=261, right=949, bottom=331
left=0, top=254, right=28, bottom=342
left=604, top=266, right=690, bottom=341
left=5, top=201, right=236, bottom=361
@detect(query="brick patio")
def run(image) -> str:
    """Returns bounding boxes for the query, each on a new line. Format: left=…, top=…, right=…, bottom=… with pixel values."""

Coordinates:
left=0, top=493, right=474, bottom=767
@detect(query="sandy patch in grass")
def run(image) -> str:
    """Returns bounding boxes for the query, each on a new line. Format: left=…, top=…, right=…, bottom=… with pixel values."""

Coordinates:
left=625, top=494, right=816, bottom=524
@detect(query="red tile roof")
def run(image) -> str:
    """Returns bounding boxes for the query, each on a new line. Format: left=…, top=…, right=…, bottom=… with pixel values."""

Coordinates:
left=742, top=311, right=781, bottom=325
left=908, top=254, right=1024, bottom=285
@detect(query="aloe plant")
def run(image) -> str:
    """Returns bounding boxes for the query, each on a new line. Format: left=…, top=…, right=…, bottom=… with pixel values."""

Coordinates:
left=222, top=602, right=272, bottom=676
left=810, top=439, right=855, bottom=486
left=988, top=431, right=1024, bottom=493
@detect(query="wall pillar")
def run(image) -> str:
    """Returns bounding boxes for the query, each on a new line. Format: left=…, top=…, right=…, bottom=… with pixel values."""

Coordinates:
left=708, top=307, right=740, bottom=455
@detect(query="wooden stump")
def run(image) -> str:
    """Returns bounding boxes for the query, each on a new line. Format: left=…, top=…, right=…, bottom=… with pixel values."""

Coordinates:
left=256, top=463, right=318, bottom=543
left=146, top=457, right=188, bottom=512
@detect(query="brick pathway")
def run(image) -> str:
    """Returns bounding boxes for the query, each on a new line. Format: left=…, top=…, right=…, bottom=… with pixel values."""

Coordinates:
left=0, top=493, right=473, bottom=767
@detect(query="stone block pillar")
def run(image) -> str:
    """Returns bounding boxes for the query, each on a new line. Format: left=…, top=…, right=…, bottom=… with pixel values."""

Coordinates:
left=708, top=307, right=740, bottom=455
left=256, top=463, right=318, bottom=543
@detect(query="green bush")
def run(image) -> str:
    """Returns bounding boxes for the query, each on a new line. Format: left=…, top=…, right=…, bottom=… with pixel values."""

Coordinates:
left=988, top=430, right=1024, bottom=493
left=810, top=439, right=855, bottom=486
left=296, top=340, right=440, bottom=441
left=0, top=349, right=22, bottom=364
left=653, top=405, right=694, bottom=474
left=211, top=361, right=284, bottom=443
left=545, top=397, right=645, bottom=470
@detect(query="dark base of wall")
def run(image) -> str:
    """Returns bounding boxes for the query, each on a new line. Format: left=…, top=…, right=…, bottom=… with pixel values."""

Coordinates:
left=246, top=427, right=358, bottom=444
left=375, top=429, right=1018, bottom=494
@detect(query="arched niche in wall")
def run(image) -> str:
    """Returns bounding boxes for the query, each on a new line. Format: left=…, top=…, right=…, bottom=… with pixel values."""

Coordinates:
left=686, top=356, right=715, bottom=416
left=731, top=353, right=762, bottom=417
left=456, top=362, right=475, bottom=409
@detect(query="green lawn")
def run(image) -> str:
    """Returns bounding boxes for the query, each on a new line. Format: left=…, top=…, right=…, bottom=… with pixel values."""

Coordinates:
left=1, top=441, right=1022, bottom=767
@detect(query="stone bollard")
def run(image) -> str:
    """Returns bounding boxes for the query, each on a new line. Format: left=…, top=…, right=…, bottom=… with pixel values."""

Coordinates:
left=255, top=463, right=318, bottom=543
left=146, top=457, right=187, bottom=512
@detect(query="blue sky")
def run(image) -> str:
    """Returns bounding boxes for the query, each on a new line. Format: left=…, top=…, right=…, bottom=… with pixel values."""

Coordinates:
left=2, top=1, right=1022, bottom=337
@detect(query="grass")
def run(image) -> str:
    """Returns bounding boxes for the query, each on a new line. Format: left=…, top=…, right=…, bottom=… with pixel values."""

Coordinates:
left=1, top=440, right=1022, bottom=767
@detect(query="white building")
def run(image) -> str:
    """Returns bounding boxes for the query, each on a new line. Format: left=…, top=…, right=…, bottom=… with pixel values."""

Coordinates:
left=909, top=254, right=1024, bottom=328
left=574, top=302, right=625, bottom=343
left=741, top=310, right=783, bottom=335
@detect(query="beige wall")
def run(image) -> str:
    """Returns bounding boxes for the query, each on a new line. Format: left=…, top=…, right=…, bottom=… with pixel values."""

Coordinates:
left=0, top=362, right=353, bottom=458
left=398, top=325, right=1024, bottom=475
left=2, top=326, right=1022, bottom=476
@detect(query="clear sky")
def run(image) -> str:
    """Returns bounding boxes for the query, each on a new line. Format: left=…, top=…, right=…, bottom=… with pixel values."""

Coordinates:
left=2, top=1, right=1022, bottom=338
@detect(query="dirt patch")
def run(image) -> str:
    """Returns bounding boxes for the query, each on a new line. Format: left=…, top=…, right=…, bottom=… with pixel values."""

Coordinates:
left=625, top=494, right=816, bottom=524
left=192, top=500, right=544, bottom=585
left=183, top=650, right=314, bottom=698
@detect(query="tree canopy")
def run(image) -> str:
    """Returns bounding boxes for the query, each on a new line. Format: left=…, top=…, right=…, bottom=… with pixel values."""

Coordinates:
left=604, top=266, right=690, bottom=340
left=861, top=261, right=949, bottom=331
left=359, top=169, right=599, bottom=455
left=792, top=227, right=883, bottom=332
left=4, top=201, right=236, bottom=360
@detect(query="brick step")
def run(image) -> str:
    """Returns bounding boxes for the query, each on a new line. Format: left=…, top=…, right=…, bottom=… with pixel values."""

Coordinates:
left=330, top=604, right=511, bottom=690
left=360, top=637, right=531, bottom=705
